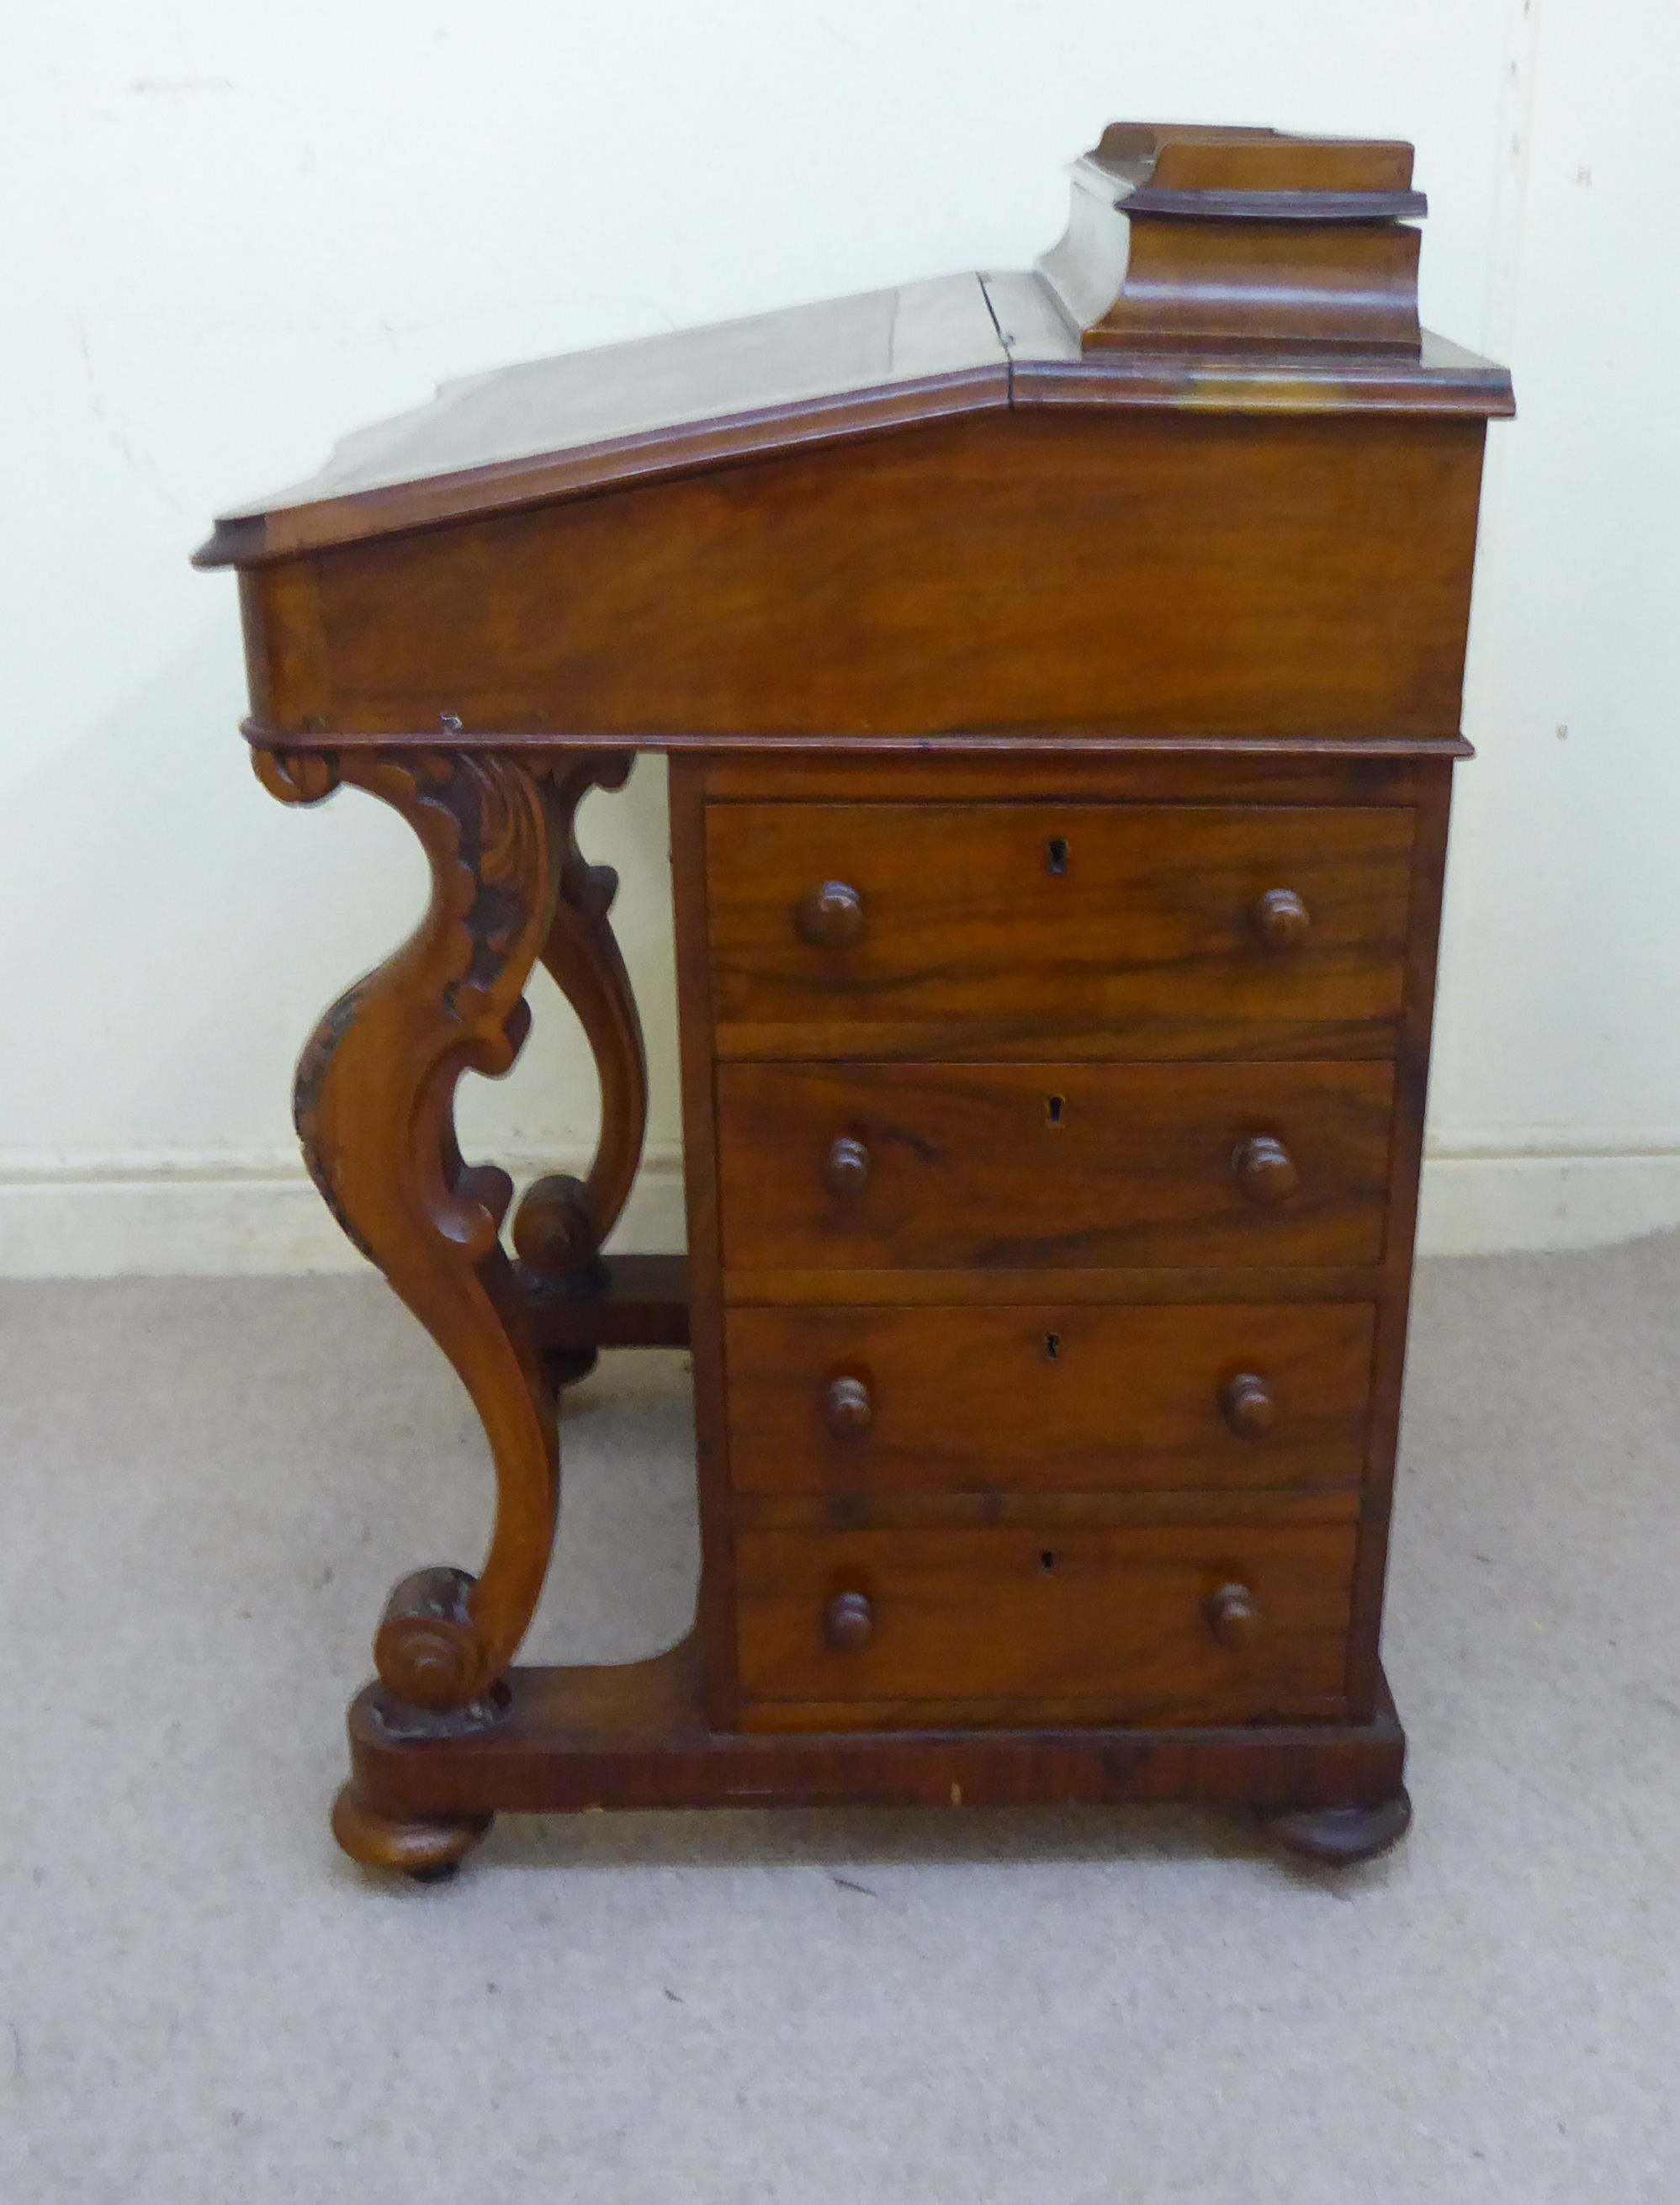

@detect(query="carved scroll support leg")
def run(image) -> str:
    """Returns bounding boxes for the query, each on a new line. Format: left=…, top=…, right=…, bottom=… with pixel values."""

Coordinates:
left=511, top=757, right=649, bottom=1388
left=258, top=745, right=602, bottom=1874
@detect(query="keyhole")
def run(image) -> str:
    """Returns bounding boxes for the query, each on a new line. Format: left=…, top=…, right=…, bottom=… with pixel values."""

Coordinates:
left=1040, top=1550, right=1060, bottom=1575
left=1046, top=1094, right=1064, bottom=1126
left=1045, top=1332, right=1061, bottom=1361
left=1046, top=835, right=1069, bottom=876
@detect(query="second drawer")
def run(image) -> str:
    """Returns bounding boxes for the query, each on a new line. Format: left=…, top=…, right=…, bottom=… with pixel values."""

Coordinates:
left=717, top=1060, right=1396, bottom=1269
left=725, top=1301, right=1375, bottom=1495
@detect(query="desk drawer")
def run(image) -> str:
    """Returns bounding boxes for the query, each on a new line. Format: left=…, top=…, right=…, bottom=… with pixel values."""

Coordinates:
left=717, top=1061, right=1394, bottom=1270
left=707, top=802, right=1413, bottom=1061
left=734, top=1524, right=1356, bottom=1721
left=724, top=1301, right=1375, bottom=1495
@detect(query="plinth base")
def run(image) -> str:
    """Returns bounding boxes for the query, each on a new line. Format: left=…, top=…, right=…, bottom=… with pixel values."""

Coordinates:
left=337, top=1635, right=1408, bottom=1874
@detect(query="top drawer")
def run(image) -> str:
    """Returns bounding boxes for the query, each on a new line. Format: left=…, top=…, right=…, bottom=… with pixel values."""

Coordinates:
left=707, top=803, right=1414, bottom=1061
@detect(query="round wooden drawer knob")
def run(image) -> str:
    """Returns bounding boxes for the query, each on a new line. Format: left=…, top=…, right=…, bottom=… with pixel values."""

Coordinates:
left=1206, top=1582, right=1263, bottom=1648
left=1253, top=887, right=1311, bottom=951
left=822, top=1135, right=872, bottom=1199
left=1232, top=1133, right=1299, bottom=1207
left=795, top=880, right=866, bottom=949
left=823, top=1375, right=875, bottom=1437
left=1220, top=1372, right=1276, bottom=1439
left=824, top=1590, right=876, bottom=1652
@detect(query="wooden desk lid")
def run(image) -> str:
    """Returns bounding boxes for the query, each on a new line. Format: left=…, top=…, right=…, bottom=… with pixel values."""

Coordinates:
left=195, top=123, right=1511, bottom=570
left=195, top=274, right=1005, bottom=568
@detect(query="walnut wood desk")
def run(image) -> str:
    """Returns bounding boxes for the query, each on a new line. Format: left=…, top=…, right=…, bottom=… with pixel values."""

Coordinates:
left=197, top=122, right=1512, bottom=1877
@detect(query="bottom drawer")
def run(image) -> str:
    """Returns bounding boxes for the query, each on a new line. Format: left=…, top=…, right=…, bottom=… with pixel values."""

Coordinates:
left=735, top=1524, right=1356, bottom=1728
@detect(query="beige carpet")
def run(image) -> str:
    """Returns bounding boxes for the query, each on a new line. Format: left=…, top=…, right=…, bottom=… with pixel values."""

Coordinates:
left=2, top=1238, right=1677, bottom=2202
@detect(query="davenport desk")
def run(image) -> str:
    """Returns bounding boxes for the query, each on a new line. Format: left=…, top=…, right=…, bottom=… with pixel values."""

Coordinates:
left=196, top=124, right=1513, bottom=1876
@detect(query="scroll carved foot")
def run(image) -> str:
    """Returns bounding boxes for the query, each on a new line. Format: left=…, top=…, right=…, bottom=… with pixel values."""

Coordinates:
left=256, top=744, right=604, bottom=1718
left=1266, top=1785, right=1412, bottom=1866
left=331, top=1783, right=493, bottom=1879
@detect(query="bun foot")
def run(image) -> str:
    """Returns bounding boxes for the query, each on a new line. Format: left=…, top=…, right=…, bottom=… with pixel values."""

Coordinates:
left=331, top=1784, right=493, bottom=1878
left=1265, top=1784, right=1412, bottom=1866
left=543, top=1345, right=600, bottom=1392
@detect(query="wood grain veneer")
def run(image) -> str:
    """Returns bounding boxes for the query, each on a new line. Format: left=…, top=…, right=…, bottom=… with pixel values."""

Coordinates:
left=234, top=411, right=1489, bottom=745
left=734, top=1523, right=1358, bottom=1724
left=707, top=800, right=1414, bottom=1062
left=723, top=1301, right=1376, bottom=1496
left=716, top=1059, right=1397, bottom=1272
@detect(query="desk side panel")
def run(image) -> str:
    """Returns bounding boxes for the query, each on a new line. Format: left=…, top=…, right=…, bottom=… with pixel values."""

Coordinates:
left=241, top=410, right=1488, bottom=743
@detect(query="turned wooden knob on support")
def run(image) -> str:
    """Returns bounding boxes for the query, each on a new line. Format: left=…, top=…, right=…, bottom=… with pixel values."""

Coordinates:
left=822, top=1375, right=875, bottom=1437
left=824, top=1590, right=877, bottom=1652
left=1220, top=1372, right=1276, bottom=1439
left=374, top=1564, right=486, bottom=1710
left=512, top=1170, right=595, bottom=1279
left=1232, top=1133, right=1299, bottom=1206
left=795, top=880, right=866, bottom=948
left=1252, top=887, right=1312, bottom=951
left=1206, top=1582, right=1263, bottom=1649
left=822, top=1135, right=872, bottom=1198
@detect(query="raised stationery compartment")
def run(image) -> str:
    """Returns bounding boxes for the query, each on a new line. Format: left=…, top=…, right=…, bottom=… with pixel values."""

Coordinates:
left=734, top=1522, right=1358, bottom=1726
left=716, top=1060, right=1395, bottom=1271
left=723, top=1300, right=1375, bottom=1496
left=706, top=800, right=1414, bottom=1062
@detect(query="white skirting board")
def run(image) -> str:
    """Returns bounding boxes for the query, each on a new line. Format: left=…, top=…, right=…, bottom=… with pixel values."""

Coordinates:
left=1, top=1143, right=1677, bottom=1277
left=0, top=1149, right=690, bottom=1280
left=1413, top=1145, right=1680, bottom=1258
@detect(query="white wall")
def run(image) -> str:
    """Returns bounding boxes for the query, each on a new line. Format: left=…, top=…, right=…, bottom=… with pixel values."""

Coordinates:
left=1422, top=0, right=1680, bottom=1251
left=3, top=0, right=1674, bottom=1275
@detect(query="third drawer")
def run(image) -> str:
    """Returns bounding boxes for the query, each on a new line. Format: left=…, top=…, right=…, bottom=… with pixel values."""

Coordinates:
left=725, top=1301, right=1375, bottom=1496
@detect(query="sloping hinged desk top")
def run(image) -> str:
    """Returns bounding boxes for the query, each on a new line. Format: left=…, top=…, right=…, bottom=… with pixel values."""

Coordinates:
left=198, top=121, right=1511, bottom=754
